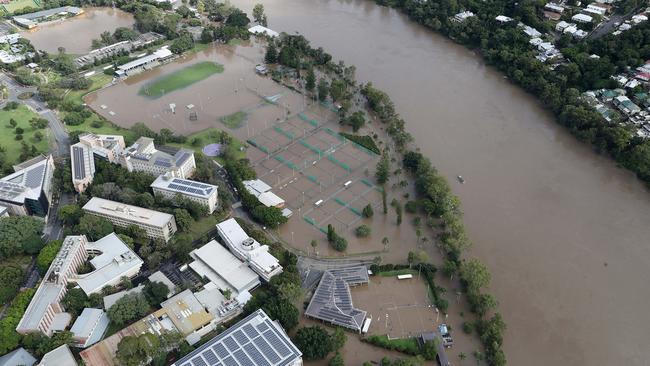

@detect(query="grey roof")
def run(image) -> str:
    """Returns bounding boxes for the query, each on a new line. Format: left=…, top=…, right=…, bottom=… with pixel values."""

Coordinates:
left=0, top=155, right=52, bottom=203
left=82, top=197, right=175, bottom=228
left=0, top=348, right=36, bottom=366
left=69, top=308, right=109, bottom=347
left=172, top=309, right=302, bottom=366
left=305, top=266, right=368, bottom=332
left=13, top=6, right=82, bottom=20
left=103, top=285, right=144, bottom=309
left=151, top=175, right=217, bottom=199
left=38, top=344, right=76, bottom=366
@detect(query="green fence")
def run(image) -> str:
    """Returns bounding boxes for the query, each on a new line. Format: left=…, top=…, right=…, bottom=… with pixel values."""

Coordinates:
left=274, top=126, right=294, bottom=140
left=298, top=113, right=319, bottom=127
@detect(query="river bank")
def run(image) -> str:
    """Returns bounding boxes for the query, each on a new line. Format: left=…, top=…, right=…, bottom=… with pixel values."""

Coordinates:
left=227, top=0, right=650, bottom=364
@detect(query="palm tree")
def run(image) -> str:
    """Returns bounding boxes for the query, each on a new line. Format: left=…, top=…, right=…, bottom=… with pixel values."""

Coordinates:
left=310, top=240, right=317, bottom=254
left=382, top=237, right=389, bottom=251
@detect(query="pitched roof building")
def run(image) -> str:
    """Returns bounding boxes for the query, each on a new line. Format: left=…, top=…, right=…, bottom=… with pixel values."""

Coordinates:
left=69, top=308, right=110, bottom=348
left=0, top=348, right=36, bottom=366
left=38, top=345, right=76, bottom=366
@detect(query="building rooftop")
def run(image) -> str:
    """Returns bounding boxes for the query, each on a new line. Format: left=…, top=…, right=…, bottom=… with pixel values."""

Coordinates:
left=122, top=137, right=193, bottom=173
left=248, top=25, right=280, bottom=38
left=190, top=240, right=260, bottom=293
left=38, top=344, right=76, bottom=366
left=76, top=233, right=144, bottom=295
left=159, top=289, right=214, bottom=336
left=243, top=179, right=272, bottom=196
left=0, top=348, right=36, bottom=366
left=258, top=191, right=284, bottom=207
left=69, top=308, right=109, bottom=347
left=148, top=271, right=177, bottom=298
left=305, top=266, right=369, bottom=332
left=71, top=142, right=95, bottom=182
left=103, top=285, right=144, bottom=309
left=83, top=197, right=174, bottom=227
left=117, top=47, right=173, bottom=71
left=216, top=218, right=282, bottom=277
left=172, top=309, right=302, bottom=366
left=0, top=155, right=52, bottom=204
left=151, top=175, right=217, bottom=199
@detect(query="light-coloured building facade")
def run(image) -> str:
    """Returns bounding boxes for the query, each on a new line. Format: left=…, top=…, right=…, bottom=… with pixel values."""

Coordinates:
left=151, top=174, right=219, bottom=213
left=120, top=137, right=195, bottom=179
left=215, top=218, right=282, bottom=282
left=82, top=197, right=177, bottom=242
left=78, top=133, right=125, bottom=163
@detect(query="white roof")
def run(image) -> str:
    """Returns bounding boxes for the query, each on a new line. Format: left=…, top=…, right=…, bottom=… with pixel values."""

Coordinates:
left=82, top=197, right=174, bottom=227
left=258, top=191, right=285, bottom=207
left=495, top=15, right=512, bottom=22
left=190, top=240, right=259, bottom=293
left=243, top=179, right=271, bottom=196
left=69, top=308, right=108, bottom=340
left=0, top=348, right=36, bottom=366
left=572, top=13, right=593, bottom=22
left=76, top=233, right=144, bottom=295
left=38, top=345, right=76, bottom=366
left=248, top=25, right=279, bottom=38
left=118, top=47, right=172, bottom=71
left=103, top=285, right=144, bottom=309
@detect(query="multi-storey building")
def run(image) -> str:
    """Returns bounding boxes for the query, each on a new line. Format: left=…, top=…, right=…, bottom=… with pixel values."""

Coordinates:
left=82, top=197, right=177, bottom=242
left=78, top=133, right=125, bottom=163
left=215, top=218, right=282, bottom=282
left=0, top=155, right=55, bottom=217
left=120, top=137, right=195, bottom=179
left=70, top=143, right=95, bottom=193
left=16, top=234, right=142, bottom=336
left=150, top=174, right=219, bottom=213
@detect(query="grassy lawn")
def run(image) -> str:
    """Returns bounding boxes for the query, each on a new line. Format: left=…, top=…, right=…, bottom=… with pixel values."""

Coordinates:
left=167, top=127, right=246, bottom=162
left=2, top=0, right=40, bottom=14
left=138, top=61, right=224, bottom=99
left=220, top=111, right=246, bottom=129
left=187, top=210, right=230, bottom=241
left=364, top=335, right=421, bottom=355
left=64, top=73, right=113, bottom=105
left=0, top=105, right=52, bottom=164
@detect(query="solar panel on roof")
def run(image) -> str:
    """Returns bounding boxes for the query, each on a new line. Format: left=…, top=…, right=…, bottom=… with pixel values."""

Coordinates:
left=233, top=349, right=254, bottom=366
left=233, top=329, right=248, bottom=345
left=264, top=331, right=291, bottom=357
left=203, top=349, right=219, bottom=364
left=221, top=356, right=238, bottom=366
left=213, top=344, right=229, bottom=359
left=255, top=337, right=281, bottom=363
left=242, top=324, right=257, bottom=339
left=243, top=343, right=270, bottom=366
left=191, top=356, right=207, bottom=366
left=223, top=336, right=238, bottom=352
left=256, top=322, right=269, bottom=333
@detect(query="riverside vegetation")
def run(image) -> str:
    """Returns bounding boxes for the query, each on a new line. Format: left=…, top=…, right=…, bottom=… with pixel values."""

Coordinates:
left=264, top=33, right=506, bottom=365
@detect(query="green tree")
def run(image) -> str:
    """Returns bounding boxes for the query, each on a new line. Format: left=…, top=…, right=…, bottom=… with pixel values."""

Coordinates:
left=345, top=111, right=365, bottom=132
left=332, top=235, right=347, bottom=252
left=107, top=293, right=150, bottom=326
left=376, top=150, right=390, bottom=184
left=262, top=297, right=299, bottom=330
left=36, top=240, right=63, bottom=274
left=355, top=224, right=371, bottom=237
left=9, top=119, right=17, bottom=128
left=253, top=3, right=267, bottom=25
left=76, top=215, right=114, bottom=241
left=421, top=339, right=438, bottom=360
left=331, top=327, right=347, bottom=351
left=265, top=43, right=278, bottom=64
left=144, top=281, right=170, bottom=305
left=61, top=288, right=89, bottom=316
left=305, top=68, right=316, bottom=92
left=460, top=258, right=491, bottom=292
left=407, top=250, right=428, bottom=267
left=173, top=208, right=194, bottom=232
left=0, top=265, right=23, bottom=304
left=293, top=326, right=333, bottom=360
left=329, top=352, right=344, bottom=366
left=317, top=79, right=329, bottom=101
left=362, top=204, right=374, bottom=218
left=116, top=333, right=160, bottom=366
left=0, top=216, right=44, bottom=259
left=310, top=239, right=318, bottom=252
left=329, top=79, right=347, bottom=101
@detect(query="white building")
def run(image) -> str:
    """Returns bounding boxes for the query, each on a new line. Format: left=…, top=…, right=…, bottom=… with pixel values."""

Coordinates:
left=190, top=240, right=260, bottom=295
left=82, top=197, right=177, bottom=242
left=151, top=174, right=219, bottom=213
left=544, top=3, right=564, bottom=13
left=215, top=218, right=282, bottom=282
left=585, top=4, right=607, bottom=15
left=0, top=348, right=36, bottom=366
left=115, top=47, right=173, bottom=77
left=0, top=155, right=55, bottom=217
left=69, top=308, right=110, bottom=348
left=171, top=309, right=303, bottom=366
left=0, top=34, right=21, bottom=44
left=78, top=134, right=125, bottom=163
left=248, top=25, right=280, bottom=38
left=38, top=345, right=76, bottom=366
left=243, top=179, right=286, bottom=208
left=70, top=143, right=95, bottom=193
left=453, top=11, right=475, bottom=22
left=495, top=15, right=513, bottom=22
left=120, top=137, right=195, bottom=179
left=16, top=234, right=142, bottom=336
left=632, top=14, right=648, bottom=24
left=572, top=13, right=593, bottom=23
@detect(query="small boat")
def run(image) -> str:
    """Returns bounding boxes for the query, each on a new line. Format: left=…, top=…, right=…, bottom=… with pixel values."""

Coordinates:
left=457, top=175, right=465, bottom=184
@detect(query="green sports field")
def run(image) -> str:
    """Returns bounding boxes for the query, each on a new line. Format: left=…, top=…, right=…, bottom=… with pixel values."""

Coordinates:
left=2, top=0, right=40, bottom=14
left=138, top=61, right=224, bottom=99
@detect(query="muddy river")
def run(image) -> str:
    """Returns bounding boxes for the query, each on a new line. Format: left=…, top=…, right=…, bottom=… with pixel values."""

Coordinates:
left=21, top=7, right=134, bottom=54
left=226, top=0, right=650, bottom=365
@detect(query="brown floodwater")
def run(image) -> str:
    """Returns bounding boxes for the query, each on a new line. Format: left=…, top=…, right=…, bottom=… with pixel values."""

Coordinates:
left=21, top=7, right=135, bottom=54
left=226, top=0, right=650, bottom=365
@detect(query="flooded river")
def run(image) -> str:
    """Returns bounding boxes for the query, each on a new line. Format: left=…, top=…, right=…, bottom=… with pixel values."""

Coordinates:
left=226, top=0, right=650, bottom=364
left=21, top=7, right=134, bottom=54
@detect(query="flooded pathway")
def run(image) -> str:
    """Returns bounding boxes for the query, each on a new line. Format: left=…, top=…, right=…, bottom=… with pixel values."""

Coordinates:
left=225, top=0, right=650, bottom=364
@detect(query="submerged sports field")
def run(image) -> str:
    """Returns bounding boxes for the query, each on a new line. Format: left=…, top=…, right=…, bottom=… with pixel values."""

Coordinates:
left=139, top=61, right=224, bottom=99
